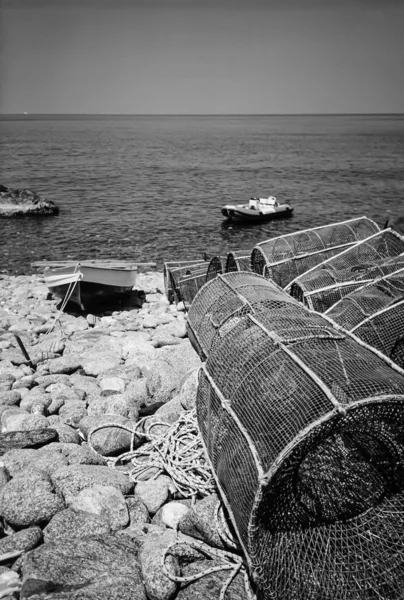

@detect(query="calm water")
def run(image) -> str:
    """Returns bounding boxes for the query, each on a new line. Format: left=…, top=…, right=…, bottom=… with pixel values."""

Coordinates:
left=1, top=114, right=403, bottom=275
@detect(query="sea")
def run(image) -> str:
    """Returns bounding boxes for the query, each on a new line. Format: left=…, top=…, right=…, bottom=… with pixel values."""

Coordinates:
left=0, top=114, right=403, bottom=276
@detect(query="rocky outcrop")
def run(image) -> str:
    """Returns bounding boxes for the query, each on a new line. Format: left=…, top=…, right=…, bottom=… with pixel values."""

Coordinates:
left=0, top=185, right=58, bottom=217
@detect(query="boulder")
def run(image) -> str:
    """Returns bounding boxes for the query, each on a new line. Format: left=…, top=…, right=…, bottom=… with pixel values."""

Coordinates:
left=68, top=484, right=129, bottom=531
left=0, top=428, right=57, bottom=456
left=21, top=535, right=146, bottom=600
left=139, top=528, right=180, bottom=600
left=135, top=478, right=170, bottom=515
left=50, top=464, right=134, bottom=501
left=0, top=526, right=42, bottom=555
left=43, top=508, right=111, bottom=543
left=79, top=414, right=135, bottom=456
left=178, top=493, right=225, bottom=550
left=0, top=186, right=58, bottom=217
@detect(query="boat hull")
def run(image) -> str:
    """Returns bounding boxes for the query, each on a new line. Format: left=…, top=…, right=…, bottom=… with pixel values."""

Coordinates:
left=44, top=264, right=138, bottom=311
left=222, top=205, right=294, bottom=223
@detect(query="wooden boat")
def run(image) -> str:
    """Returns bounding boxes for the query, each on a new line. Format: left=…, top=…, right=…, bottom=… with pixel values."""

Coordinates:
left=35, top=260, right=154, bottom=311
left=221, top=196, right=293, bottom=223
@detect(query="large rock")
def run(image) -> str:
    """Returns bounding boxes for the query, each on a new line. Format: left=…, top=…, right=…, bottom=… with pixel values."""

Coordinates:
left=0, top=428, right=57, bottom=456
left=0, top=186, right=58, bottom=217
left=135, top=478, right=170, bottom=515
left=43, top=508, right=111, bottom=543
left=87, top=393, right=138, bottom=421
left=176, top=558, right=247, bottom=600
left=0, top=471, right=65, bottom=527
left=139, top=528, right=180, bottom=600
left=0, top=526, right=42, bottom=555
left=79, top=414, right=135, bottom=456
left=50, top=464, right=134, bottom=501
left=178, top=493, right=225, bottom=550
left=68, top=484, right=129, bottom=531
left=21, top=535, right=146, bottom=600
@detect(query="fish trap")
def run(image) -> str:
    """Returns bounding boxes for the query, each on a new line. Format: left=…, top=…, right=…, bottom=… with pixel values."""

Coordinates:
left=251, top=216, right=380, bottom=288
left=163, top=260, right=205, bottom=303
left=187, top=271, right=296, bottom=360
left=166, top=262, right=210, bottom=306
left=189, top=273, right=404, bottom=599
left=289, top=229, right=404, bottom=313
left=326, top=266, right=404, bottom=368
left=225, top=250, right=253, bottom=273
left=206, top=256, right=227, bottom=282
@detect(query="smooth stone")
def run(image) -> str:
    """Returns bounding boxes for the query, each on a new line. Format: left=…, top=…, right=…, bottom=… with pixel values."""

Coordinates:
left=0, top=390, right=22, bottom=406
left=99, top=376, right=126, bottom=395
left=178, top=371, right=198, bottom=410
left=87, top=393, right=138, bottom=421
left=0, top=471, right=65, bottom=527
left=81, top=353, right=122, bottom=377
left=39, top=442, right=106, bottom=467
left=96, top=363, right=142, bottom=384
left=1, top=448, right=66, bottom=478
left=124, top=378, right=150, bottom=407
left=58, top=401, right=88, bottom=427
left=160, top=501, right=190, bottom=529
left=19, top=392, right=51, bottom=413
left=51, top=464, right=134, bottom=502
left=0, top=526, right=42, bottom=555
left=34, top=374, right=71, bottom=387
left=178, top=493, right=225, bottom=550
left=79, top=414, right=135, bottom=456
left=43, top=508, right=111, bottom=542
left=143, top=360, right=181, bottom=404
left=0, top=428, right=57, bottom=456
left=1, top=412, right=50, bottom=433
left=47, top=356, right=82, bottom=375
left=47, top=421, right=80, bottom=444
left=21, top=535, right=146, bottom=600
left=68, top=484, right=129, bottom=531
left=135, top=479, right=170, bottom=515
left=126, top=497, right=150, bottom=526
left=139, top=528, right=179, bottom=600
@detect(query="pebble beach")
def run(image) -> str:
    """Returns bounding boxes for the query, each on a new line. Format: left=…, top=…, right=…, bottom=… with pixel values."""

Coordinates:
left=0, top=269, right=247, bottom=600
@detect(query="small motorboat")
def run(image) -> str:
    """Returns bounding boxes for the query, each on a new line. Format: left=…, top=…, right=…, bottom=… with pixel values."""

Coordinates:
left=221, top=196, right=293, bottom=223
left=34, top=260, right=154, bottom=311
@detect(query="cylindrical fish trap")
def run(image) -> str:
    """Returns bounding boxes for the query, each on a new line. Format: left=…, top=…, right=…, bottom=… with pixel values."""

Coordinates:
left=251, top=216, right=380, bottom=288
left=168, top=262, right=210, bottom=306
left=326, top=266, right=404, bottom=368
left=164, top=260, right=205, bottom=303
left=187, top=271, right=296, bottom=360
left=225, top=250, right=252, bottom=273
left=289, top=229, right=404, bottom=312
left=205, top=256, right=227, bottom=282
left=191, top=273, right=404, bottom=599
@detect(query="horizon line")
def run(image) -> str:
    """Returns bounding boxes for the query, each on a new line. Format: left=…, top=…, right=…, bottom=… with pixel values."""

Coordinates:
left=1, top=112, right=403, bottom=117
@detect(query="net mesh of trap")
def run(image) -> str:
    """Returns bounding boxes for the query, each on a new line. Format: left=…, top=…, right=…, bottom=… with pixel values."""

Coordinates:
left=251, top=216, right=380, bottom=288
left=289, top=229, right=404, bottom=313
left=189, top=272, right=404, bottom=600
left=165, top=261, right=210, bottom=305
left=225, top=250, right=252, bottom=273
left=206, top=256, right=227, bottom=282
left=326, top=266, right=404, bottom=368
left=163, top=260, right=205, bottom=303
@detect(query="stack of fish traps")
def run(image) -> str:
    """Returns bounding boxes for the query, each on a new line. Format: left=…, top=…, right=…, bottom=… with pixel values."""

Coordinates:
left=250, top=217, right=380, bottom=288
left=326, top=265, right=404, bottom=368
left=187, top=271, right=404, bottom=600
left=288, top=229, right=404, bottom=313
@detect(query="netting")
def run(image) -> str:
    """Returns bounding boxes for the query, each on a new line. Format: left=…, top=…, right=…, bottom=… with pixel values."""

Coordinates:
left=206, top=256, right=227, bottom=282
left=164, top=260, right=205, bottom=303
left=289, top=229, right=404, bottom=313
left=325, top=267, right=404, bottom=368
left=225, top=250, right=252, bottom=273
left=251, top=217, right=380, bottom=288
left=166, top=261, right=210, bottom=306
left=188, top=272, right=404, bottom=599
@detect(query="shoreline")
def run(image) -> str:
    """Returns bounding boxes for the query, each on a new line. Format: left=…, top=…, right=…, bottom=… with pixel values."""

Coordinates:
left=0, top=270, right=245, bottom=599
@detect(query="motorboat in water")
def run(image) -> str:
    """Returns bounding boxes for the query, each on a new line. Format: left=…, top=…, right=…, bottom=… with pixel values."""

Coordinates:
left=34, top=260, right=153, bottom=311
left=221, top=196, right=293, bottom=223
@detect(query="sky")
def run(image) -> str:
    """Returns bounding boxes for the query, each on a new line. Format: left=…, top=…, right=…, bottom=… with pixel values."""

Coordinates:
left=0, top=0, right=403, bottom=114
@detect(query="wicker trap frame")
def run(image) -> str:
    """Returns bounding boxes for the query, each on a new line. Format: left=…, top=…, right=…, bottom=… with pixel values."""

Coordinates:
left=326, top=266, right=404, bottom=368
left=165, top=261, right=210, bottom=306
left=251, top=216, right=380, bottom=288
left=225, top=250, right=252, bottom=273
left=188, top=272, right=404, bottom=600
left=288, top=229, right=404, bottom=313
left=163, top=260, right=205, bottom=303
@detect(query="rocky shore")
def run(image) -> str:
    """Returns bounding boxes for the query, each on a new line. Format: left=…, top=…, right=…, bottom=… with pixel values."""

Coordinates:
left=0, top=270, right=248, bottom=600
